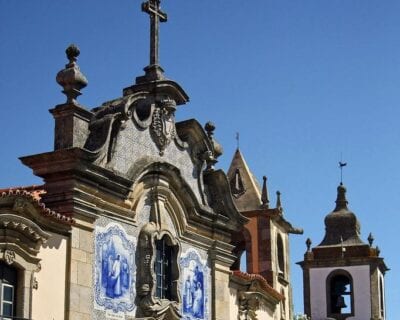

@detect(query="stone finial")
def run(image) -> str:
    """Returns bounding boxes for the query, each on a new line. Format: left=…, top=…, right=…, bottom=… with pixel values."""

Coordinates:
left=368, top=232, right=374, bottom=247
left=376, top=246, right=381, bottom=256
left=334, top=183, right=349, bottom=211
left=56, top=44, right=88, bottom=104
left=276, top=190, right=282, bottom=209
left=204, top=121, right=223, bottom=159
left=261, top=176, right=269, bottom=208
left=205, top=121, right=215, bottom=138
left=306, top=238, right=312, bottom=252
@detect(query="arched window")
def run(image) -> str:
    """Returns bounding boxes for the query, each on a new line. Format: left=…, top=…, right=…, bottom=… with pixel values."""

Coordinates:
left=0, top=262, right=17, bottom=319
left=379, top=276, right=385, bottom=318
left=277, top=234, right=285, bottom=276
left=239, top=251, right=247, bottom=272
left=327, top=270, right=354, bottom=318
left=231, top=228, right=251, bottom=273
left=155, top=236, right=173, bottom=299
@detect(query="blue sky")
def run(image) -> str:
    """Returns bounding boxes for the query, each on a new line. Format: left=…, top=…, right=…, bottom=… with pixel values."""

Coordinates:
left=1, top=0, right=399, bottom=318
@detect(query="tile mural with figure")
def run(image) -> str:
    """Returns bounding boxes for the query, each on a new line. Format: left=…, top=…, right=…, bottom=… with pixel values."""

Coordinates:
left=180, top=248, right=209, bottom=320
left=94, top=223, right=137, bottom=314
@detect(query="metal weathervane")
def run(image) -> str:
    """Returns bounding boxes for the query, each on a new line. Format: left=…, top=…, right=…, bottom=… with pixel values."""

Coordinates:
left=339, top=160, right=347, bottom=184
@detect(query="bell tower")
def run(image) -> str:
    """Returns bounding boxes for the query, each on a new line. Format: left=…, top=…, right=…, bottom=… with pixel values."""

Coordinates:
left=298, top=183, right=389, bottom=320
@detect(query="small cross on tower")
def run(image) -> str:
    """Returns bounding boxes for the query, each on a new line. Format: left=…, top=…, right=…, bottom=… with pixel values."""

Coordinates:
left=142, top=0, right=167, bottom=69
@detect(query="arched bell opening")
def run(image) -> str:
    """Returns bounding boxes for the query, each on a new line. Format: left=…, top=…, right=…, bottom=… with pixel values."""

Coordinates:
left=326, top=270, right=354, bottom=319
left=277, top=233, right=285, bottom=277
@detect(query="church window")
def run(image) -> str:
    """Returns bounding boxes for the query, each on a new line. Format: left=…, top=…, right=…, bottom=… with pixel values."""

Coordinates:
left=155, top=236, right=173, bottom=299
left=239, top=251, right=247, bottom=272
left=0, top=262, right=17, bottom=319
left=327, top=270, right=354, bottom=318
left=230, top=168, right=245, bottom=198
left=277, top=234, right=285, bottom=276
left=379, top=276, right=385, bottom=318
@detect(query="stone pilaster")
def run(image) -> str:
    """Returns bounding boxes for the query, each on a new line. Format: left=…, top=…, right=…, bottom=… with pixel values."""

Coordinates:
left=66, top=218, right=95, bottom=320
left=50, top=103, right=92, bottom=150
left=210, top=240, right=236, bottom=320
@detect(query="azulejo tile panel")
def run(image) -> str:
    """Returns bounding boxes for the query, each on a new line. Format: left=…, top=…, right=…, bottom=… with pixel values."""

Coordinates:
left=180, top=248, right=210, bottom=320
left=94, top=223, right=137, bottom=315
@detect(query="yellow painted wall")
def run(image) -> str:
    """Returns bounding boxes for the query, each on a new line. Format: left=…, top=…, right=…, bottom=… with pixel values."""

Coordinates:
left=32, top=232, right=68, bottom=320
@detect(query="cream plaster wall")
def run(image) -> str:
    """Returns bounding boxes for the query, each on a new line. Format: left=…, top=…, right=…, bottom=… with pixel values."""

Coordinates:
left=271, top=223, right=291, bottom=320
left=229, top=286, right=239, bottom=320
left=32, top=232, right=68, bottom=320
left=309, top=265, right=371, bottom=320
left=258, top=302, right=275, bottom=320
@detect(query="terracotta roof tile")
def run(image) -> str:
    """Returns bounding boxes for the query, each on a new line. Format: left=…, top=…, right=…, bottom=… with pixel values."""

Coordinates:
left=0, top=185, right=75, bottom=225
left=232, top=270, right=284, bottom=301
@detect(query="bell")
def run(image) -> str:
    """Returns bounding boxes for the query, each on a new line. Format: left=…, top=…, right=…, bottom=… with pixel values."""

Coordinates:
left=336, top=296, right=347, bottom=309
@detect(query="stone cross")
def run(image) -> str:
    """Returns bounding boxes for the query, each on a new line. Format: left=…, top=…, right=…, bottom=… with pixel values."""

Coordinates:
left=142, top=0, right=168, bottom=67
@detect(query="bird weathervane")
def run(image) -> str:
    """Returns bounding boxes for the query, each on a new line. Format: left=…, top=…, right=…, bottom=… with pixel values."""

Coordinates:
left=339, top=160, right=347, bottom=185
left=142, top=0, right=167, bottom=67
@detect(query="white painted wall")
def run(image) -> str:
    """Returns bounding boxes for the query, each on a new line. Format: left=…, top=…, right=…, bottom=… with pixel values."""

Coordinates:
left=32, top=232, right=68, bottom=320
left=229, top=286, right=239, bottom=320
left=257, top=301, right=275, bottom=320
left=309, top=265, right=371, bottom=320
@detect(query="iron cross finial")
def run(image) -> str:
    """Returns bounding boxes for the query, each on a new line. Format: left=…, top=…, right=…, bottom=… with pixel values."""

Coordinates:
left=142, top=0, right=168, bottom=67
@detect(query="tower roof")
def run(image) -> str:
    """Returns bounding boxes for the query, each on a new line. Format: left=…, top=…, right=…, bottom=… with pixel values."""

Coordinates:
left=227, top=148, right=262, bottom=212
left=319, top=183, right=365, bottom=246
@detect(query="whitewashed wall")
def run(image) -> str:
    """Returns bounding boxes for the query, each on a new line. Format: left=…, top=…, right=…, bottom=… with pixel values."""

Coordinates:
left=309, top=265, right=371, bottom=320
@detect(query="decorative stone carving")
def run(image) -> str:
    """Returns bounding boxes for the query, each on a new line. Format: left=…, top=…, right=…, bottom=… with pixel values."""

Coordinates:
left=3, top=249, right=16, bottom=265
left=150, top=99, right=177, bottom=156
left=238, top=292, right=260, bottom=320
left=13, top=197, right=28, bottom=213
left=135, top=189, right=181, bottom=320
left=56, top=44, right=88, bottom=104
left=203, top=122, right=223, bottom=170
left=32, top=277, right=39, bottom=290
left=0, top=214, right=50, bottom=257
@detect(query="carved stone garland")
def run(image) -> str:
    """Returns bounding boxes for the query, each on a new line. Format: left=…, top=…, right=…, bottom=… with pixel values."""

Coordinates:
left=238, top=292, right=260, bottom=320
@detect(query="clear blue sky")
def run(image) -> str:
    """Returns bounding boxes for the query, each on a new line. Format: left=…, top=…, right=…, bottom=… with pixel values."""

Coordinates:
left=1, top=0, right=399, bottom=318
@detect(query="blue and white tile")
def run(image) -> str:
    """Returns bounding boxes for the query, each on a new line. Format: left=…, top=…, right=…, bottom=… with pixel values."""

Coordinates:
left=180, top=248, right=210, bottom=320
left=94, top=223, right=137, bottom=316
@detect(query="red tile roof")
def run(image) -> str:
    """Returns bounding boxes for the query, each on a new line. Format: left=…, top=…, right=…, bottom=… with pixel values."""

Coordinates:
left=0, top=185, right=74, bottom=225
left=232, top=270, right=284, bottom=301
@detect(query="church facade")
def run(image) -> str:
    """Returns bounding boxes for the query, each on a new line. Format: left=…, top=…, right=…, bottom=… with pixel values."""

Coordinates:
left=0, top=2, right=389, bottom=320
left=0, top=1, right=301, bottom=320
